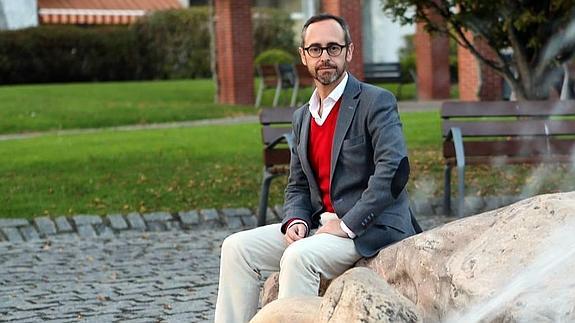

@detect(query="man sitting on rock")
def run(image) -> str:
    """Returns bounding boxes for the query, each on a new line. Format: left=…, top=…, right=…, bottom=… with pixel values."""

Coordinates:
left=214, top=13, right=420, bottom=323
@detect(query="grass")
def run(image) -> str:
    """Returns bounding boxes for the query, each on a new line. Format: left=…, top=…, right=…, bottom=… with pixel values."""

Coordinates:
left=1, top=110, right=573, bottom=219
left=0, top=80, right=257, bottom=134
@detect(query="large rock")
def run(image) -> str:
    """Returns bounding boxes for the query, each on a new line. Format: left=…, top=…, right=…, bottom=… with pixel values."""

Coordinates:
left=319, top=267, right=421, bottom=322
left=250, top=296, right=321, bottom=323
left=260, top=272, right=331, bottom=308
left=358, top=191, right=575, bottom=322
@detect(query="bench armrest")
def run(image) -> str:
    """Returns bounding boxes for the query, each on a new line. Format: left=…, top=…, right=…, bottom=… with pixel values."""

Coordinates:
left=265, top=132, right=295, bottom=151
left=446, top=127, right=465, bottom=168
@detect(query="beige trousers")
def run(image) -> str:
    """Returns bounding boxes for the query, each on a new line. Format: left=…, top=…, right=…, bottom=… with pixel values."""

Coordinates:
left=214, top=213, right=362, bottom=323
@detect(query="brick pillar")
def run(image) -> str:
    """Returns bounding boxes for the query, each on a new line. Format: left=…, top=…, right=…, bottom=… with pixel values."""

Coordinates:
left=321, top=0, right=364, bottom=80
left=214, top=0, right=254, bottom=105
left=414, top=14, right=450, bottom=100
left=458, top=33, right=503, bottom=101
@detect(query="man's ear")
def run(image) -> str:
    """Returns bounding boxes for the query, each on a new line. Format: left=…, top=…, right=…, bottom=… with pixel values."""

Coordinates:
left=299, top=47, right=307, bottom=66
left=346, top=42, right=354, bottom=63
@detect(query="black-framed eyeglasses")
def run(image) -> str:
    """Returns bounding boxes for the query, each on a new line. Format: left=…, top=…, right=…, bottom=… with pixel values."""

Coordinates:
left=303, top=43, right=348, bottom=58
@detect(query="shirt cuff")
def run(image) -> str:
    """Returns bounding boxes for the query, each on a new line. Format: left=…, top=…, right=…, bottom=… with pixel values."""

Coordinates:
left=340, top=221, right=356, bottom=239
left=287, top=219, right=309, bottom=236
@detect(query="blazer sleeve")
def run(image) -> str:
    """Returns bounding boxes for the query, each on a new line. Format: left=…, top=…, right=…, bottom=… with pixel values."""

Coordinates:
left=281, top=109, right=314, bottom=234
left=341, top=91, right=410, bottom=237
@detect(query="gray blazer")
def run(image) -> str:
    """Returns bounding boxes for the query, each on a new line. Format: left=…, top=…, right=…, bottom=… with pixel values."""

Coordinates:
left=281, top=74, right=416, bottom=257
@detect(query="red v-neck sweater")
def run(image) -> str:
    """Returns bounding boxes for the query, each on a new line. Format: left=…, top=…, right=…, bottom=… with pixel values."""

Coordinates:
left=308, top=98, right=342, bottom=213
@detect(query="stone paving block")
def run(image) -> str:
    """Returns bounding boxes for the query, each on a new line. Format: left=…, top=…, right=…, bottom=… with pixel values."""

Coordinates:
left=200, top=209, right=220, bottom=223
left=97, top=226, right=115, bottom=238
left=34, top=217, right=57, bottom=236
left=2, top=227, right=23, bottom=242
left=241, top=215, right=257, bottom=228
left=77, top=225, right=97, bottom=238
left=221, top=207, right=251, bottom=218
left=126, top=213, right=146, bottom=231
left=164, top=221, right=181, bottom=231
left=54, top=216, right=73, bottom=233
left=107, top=214, right=128, bottom=230
left=143, top=212, right=172, bottom=223
left=0, top=218, right=29, bottom=227
left=179, top=211, right=200, bottom=227
left=146, top=221, right=165, bottom=232
left=19, top=226, right=40, bottom=241
left=224, top=216, right=242, bottom=230
left=73, top=215, right=102, bottom=227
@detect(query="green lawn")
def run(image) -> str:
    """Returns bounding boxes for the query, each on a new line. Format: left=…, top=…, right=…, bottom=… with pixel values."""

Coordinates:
left=1, top=110, right=573, bottom=219
left=0, top=80, right=256, bottom=134
left=0, top=79, right=429, bottom=135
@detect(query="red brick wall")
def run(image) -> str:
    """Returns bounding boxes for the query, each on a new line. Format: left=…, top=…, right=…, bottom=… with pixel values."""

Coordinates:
left=415, top=18, right=450, bottom=100
left=458, top=33, right=502, bottom=101
left=214, top=0, right=254, bottom=105
left=321, top=0, right=364, bottom=80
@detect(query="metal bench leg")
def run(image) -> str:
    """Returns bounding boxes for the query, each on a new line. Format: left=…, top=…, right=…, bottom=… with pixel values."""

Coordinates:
left=290, top=79, right=299, bottom=107
left=443, top=165, right=452, bottom=215
left=255, top=79, right=264, bottom=108
left=272, top=80, right=282, bottom=107
left=257, top=168, right=274, bottom=227
left=456, top=165, right=465, bottom=218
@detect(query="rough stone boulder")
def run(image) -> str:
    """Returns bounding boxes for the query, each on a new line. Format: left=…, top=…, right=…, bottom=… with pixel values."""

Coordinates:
left=319, top=267, right=421, bottom=322
left=250, top=296, right=321, bottom=323
left=260, top=272, right=331, bottom=308
left=358, top=191, right=575, bottom=322
left=252, top=268, right=421, bottom=323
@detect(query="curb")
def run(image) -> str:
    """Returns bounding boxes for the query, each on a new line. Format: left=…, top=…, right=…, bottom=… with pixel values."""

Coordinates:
left=0, top=195, right=524, bottom=243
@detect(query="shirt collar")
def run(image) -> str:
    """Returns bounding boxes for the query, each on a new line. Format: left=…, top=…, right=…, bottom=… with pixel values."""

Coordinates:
left=308, top=72, right=348, bottom=124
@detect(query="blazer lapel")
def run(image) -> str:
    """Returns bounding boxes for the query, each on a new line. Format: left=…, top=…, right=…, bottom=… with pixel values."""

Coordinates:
left=331, top=75, right=361, bottom=182
left=297, top=106, right=320, bottom=195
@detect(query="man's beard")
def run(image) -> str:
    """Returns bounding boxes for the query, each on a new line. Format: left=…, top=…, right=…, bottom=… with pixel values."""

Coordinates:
left=312, top=62, right=345, bottom=85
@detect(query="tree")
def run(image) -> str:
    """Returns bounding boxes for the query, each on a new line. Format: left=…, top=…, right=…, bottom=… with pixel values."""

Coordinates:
left=383, top=0, right=575, bottom=100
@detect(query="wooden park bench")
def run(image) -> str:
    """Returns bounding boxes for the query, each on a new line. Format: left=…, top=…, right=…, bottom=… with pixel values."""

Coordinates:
left=364, top=62, right=410, bottom=98
left=441, top=100, right=575, bottom=217
left=257, top=106, right=298, bottom=226
left=255, top=64, right=314, bottom=108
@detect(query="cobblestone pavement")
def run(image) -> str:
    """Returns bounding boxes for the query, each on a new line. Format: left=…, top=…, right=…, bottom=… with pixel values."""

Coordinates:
left=0, top=229, right=233, bottom=323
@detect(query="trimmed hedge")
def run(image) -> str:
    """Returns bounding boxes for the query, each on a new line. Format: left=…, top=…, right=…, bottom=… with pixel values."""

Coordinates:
left=255, top=49, right=295, bottom=65
left=0, top=7, right=295, bottom=84
left=0, top=26, right=140, bottom=84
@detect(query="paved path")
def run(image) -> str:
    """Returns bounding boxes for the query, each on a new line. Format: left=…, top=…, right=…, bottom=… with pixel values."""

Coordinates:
left=0, top=229, right=232, bottom=323
left=0, top=101, right=440, bottom=142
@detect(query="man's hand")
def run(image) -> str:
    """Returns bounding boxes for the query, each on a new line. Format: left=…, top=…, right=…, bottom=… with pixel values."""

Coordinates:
left=284, top=223, right=307, bottom=245
left=315, top=219, right=348, bottom=238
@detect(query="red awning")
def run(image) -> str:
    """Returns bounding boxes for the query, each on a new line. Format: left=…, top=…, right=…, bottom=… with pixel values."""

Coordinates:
left=38, top=0, right=183, bottom=25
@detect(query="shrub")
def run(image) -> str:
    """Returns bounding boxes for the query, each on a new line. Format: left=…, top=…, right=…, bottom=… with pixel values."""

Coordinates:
left=133, top=7, right=211, bottom=79
left=252, top=7, right=297, bottom=58
left=0, top=26, right=139, bottom=84
left=254, top=49, right=295, bottom=65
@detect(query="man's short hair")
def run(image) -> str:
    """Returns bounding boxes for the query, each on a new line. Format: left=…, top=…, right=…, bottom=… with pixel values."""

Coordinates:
left=300, top=13, right=352, bottom=47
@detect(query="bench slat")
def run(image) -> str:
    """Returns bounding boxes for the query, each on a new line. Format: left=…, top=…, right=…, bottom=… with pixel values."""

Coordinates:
left=442, top=100, right=575, bottom=117
left=444, top=155, right=573, bottom=166
left=262, top=126, right=292, bottom=145
left=442, top=120, right=575, bottom=137
left=443, top=138, right=575, bottom=158
left=263, top=149, right=291, bottom=167
left=259, top=107, right=298, bottom=124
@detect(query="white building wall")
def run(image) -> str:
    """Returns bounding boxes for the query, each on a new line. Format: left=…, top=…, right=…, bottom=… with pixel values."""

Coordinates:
left=0, top=0, right=38, bottom=30
left=362, top=0, right=414, bottom=63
